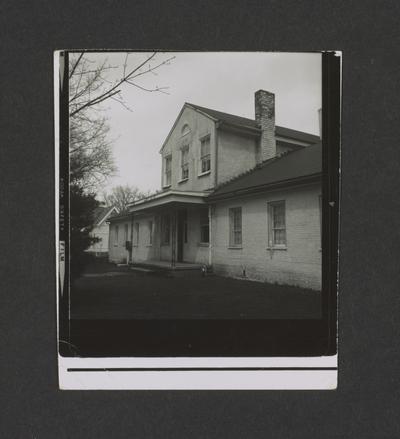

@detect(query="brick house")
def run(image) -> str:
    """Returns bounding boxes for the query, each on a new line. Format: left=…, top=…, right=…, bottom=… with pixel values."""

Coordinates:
left=108, top=90, right=322, bottom=289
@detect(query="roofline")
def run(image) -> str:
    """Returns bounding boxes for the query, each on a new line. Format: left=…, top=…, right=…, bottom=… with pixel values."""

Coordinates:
left=127, top=189, right=210, bottom=208
left=107, top=212, right=133, bottom=222
left=158, top=102, right=320, bottom=154
left=125, top=190, right=209, bottom=214
left=275, top=127, right=320, bottom=144
left=96, top=206, right=118, bottom=226
left=208, top=173, right=322, bottom=202
left=186, top=103, right=219, bottom=121
left=158, top=103, right=219, bottom=154
left=217, top=120, right=261, bottom=136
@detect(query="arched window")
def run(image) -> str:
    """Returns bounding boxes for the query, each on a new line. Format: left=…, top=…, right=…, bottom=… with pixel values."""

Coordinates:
left=181, top=124, right=190, bottom=136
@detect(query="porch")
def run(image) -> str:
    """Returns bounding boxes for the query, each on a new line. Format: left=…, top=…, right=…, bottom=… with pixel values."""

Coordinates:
left=121, top=189, right=212, bottom=268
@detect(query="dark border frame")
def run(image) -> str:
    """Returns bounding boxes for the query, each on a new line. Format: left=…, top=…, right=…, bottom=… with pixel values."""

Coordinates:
left=58, top=51, right=340, bottom=358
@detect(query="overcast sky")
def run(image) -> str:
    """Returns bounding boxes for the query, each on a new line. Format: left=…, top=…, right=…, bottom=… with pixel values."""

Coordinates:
left=87, top=52, right=321, bottom=193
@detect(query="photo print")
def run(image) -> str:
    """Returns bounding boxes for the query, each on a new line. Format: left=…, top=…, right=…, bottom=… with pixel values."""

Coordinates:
left=56, top=51, right=340, bottom=389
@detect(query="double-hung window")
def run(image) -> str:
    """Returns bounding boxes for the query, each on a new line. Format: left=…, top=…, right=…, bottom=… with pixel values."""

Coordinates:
left=199, top=209, right=209, bottom=244
left=268, top=201, right=286, bottom=247
left=164, top=155, right=172, bottom=186
left=200, top=136, right=211, bottom=174
left=181, top=146, right=189, bottom=180
left=229, top=207, right=242, bottom=247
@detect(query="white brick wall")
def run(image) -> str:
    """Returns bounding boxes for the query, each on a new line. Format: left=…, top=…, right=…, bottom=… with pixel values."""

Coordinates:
left=211, top=183, right=322, bottom=290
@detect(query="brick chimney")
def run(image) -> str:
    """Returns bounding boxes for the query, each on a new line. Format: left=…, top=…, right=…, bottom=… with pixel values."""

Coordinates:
left=255, top=90, right=276, bottom=162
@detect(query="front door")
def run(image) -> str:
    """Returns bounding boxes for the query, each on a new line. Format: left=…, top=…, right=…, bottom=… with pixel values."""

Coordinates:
left=177, top=209, right=186, bottom=262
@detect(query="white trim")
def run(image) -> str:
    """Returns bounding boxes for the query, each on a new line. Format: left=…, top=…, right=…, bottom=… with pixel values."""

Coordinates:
left=197, top=170, right=211, bottom=178
left=267, top=200, right=287, bottom=248
left=127, top=190, right=209, bottom=213
left=275, top=135, right=311, bottom=147
left=97, top=206, right=118, bottom=227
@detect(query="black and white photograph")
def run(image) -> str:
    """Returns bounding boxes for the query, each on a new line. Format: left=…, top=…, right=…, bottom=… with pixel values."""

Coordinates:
left=56, top=51, right=340, bottom=389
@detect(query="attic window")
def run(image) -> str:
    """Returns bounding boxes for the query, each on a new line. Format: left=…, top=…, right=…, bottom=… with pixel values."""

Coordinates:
left=181, top=124, right=190, bottom=136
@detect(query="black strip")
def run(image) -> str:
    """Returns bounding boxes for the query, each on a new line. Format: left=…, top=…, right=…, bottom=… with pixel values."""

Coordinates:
left=68, top=367, right=337, bottom=372
left=58, top=51, right=70, bottom=345
left=321, top=51, right=341, bottom=355
left=66, top=319, right=330, bottom=357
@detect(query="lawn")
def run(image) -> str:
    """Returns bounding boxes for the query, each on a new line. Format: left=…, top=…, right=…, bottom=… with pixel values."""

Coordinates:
left=70, top=263, right=321, bottom=319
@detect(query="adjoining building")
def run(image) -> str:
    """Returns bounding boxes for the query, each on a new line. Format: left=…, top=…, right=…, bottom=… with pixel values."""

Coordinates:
left=108, top=90, right=322, bottom=290
left=86, top=206, right=118, bottom=258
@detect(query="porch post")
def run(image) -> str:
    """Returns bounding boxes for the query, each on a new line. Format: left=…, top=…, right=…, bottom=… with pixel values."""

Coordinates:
left=171, top=210, right=176, bottom=268
left=129, top=213, right=134, bottom=264
left=208, top=205, right=212, bottom=267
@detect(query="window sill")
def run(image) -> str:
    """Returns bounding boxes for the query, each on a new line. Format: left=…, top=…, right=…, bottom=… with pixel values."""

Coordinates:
left=228, top=246, right=242, bottom=250
left=267, top=246, right=287, bottom=251
left=162, top=184, right=171, bottom=189
left=178, top=178, right=188, bottom=184
left=198, top=242, right=210, bottom=247
left=198, top=170, right=211, bottom=178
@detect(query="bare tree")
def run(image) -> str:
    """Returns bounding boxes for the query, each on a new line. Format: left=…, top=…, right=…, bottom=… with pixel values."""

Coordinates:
left=103, top=185, right=151, bottom=214
left=68, top=52, right=175, bottom=190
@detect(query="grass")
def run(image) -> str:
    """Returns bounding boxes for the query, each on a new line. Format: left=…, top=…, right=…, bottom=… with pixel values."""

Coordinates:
left=70, top=262, right=321, bottom=319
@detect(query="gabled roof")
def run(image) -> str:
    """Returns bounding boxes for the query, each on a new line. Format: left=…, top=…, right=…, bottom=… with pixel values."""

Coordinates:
left=187, top=103, right=320, bottom=144
left=186, top=103, right=259, bottom=130
left=209, top=142, right=322, bottom=200
left=92, top=206, right=118, bottom=226
left=159, top=102, right=320, bottom=153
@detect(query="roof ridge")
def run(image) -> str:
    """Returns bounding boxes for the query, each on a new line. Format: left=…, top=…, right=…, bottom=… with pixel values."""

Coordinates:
left=186, top=102, right=258, bottom=125
left=186, top=103, right=320, bottom=141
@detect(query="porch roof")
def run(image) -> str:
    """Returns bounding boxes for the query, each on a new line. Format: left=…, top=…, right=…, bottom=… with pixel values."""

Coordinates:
left=126, top=190, right=209, bottom=213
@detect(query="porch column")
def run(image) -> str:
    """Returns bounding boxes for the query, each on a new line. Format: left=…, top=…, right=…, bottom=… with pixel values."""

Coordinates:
left=208, top=205, right=212, bottom=266
left=171, top=210, right=177, bottom=268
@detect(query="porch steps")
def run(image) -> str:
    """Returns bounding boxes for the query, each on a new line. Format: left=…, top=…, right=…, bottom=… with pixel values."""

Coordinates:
left=129, top=267, right=155, bottom=274
left=129, top=262, right=213, bottom=278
